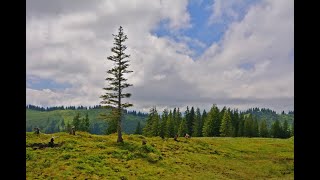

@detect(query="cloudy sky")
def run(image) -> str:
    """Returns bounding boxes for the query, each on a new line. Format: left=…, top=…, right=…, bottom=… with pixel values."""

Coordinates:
left=26, top=0, right=294, bottom=113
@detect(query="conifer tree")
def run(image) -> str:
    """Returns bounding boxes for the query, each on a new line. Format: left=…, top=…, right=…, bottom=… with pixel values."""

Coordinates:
left=60, top=119, right=65, bottom=132
left=201, top=109, right=207, bottom=136
left=72, top=113, right=81, bottom=131
left=188, top=107, right=195, bottom=136
left=66, top=121, right=71, bottom=133
left=282, top=119, right=289, bottom=138
left=178, top=117, right=188, bottom=137
left=202, top=105, right=219, bottom=137
left=220, top=110, right=233, bottom=137
left=237, top=114, right=245, bottom=137
left=193, top=107, right=202, bottom=137
left=244, top=114, right=254, bottom=137
left=159, top=109, right=168, bottom=138
left=100, top=26, right=133, bottom=143
left=259, top=119, right=269, bottom=137
left=271, top=119, right=281, bottom=138
left=84, top=113, right=90, bottom=132
left=253, top=118, right=259, bottom=137
left=134, top=121, right=142, bottom=134
left=167, top=110, right=175, bottom=137
left=143, top=107, right=159, bottom=137
left=176, top=108, right=182, bottom=134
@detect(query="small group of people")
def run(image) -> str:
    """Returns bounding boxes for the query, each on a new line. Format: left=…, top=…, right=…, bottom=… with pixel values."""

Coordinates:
left=173, top=133, right=191, bottom=141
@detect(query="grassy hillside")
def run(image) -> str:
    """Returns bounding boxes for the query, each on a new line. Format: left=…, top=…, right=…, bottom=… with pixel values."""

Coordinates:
left=26, top=109, right=147, bottom=134
left=26, top=132, right=294, bottom=179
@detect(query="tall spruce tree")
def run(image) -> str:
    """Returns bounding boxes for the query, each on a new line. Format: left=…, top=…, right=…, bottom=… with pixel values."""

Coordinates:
left=231, top=109, right=239, bottom=137
left=100, top=26, right=133, bottom=143
left=159, top=109, right=169, bottom=138
left=84, top=113, right=90, bottom=132
left=282, top=119, right=290, bottom=138
left=237, top=114, right=245, bottom=137
left=134, top=121, right=142, bottom=134
left=143, top=107, right=159, bottom=137
left=178, top=117, right=188, bottom=137
left=201, top=109, right=207, bottom=136
left=203, top=105, right=219, bottom=137
left=151, top=114, right=160, bottom=136
left=271, top=119, right=281, bottom=138
left=176, top=108, right=182, bottom=135
left=72, top=113, right=81, bottom=131
left=65, top=121, right=70, bottom=132
left=60, top=119, right=65, bottom=132
left=252, top=117, right=259, bottom=137
left=212, top=106, right=224, bottom=136
left=188, top=107, right=195, bottom=136
left=184, top=106, right=190, bottom=134
left=167, top=110, right=175, bottom=137
left=193, top=107, right=202, bottom=137
left=220, top=110, right=233, bottom=137
left=244, top=114, right=254, bottom=137
left=172, top=108, right=178, bottom=135
left=259, top=119, right=269, bottom=137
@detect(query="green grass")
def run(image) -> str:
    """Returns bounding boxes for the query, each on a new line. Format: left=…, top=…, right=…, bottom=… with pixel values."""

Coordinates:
left=26, top=132, right=294, bottom=179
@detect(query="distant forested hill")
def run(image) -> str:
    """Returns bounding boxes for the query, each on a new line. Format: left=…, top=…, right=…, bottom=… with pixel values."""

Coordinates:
left=243, top=107, right=294, bottom=127
left=26, top=107, right=147, bottom=135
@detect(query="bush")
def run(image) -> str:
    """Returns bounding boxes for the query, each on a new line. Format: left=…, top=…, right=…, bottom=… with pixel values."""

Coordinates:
left=140, top=144, right=158, bottom=153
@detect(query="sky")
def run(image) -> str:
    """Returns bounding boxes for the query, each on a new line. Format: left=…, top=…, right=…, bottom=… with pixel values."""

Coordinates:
left=26, top=0, right=294, bottom=113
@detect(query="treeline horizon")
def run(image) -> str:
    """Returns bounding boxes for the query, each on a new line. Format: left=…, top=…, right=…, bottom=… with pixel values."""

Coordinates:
left=26, top=104, right=294, bottom=116
left=140, top=105, right=294, bottom=139
left=26, top=104, right=148, bottom=117
left=26, top=104, right=294, bottom=138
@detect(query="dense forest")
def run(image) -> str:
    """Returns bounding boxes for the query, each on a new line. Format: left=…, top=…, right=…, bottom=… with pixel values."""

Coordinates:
left=26, top=104, right=293, bottom=138
left=142, top=105, right=294, bottom=139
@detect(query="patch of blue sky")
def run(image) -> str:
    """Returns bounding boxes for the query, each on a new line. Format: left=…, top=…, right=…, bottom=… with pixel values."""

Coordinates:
left=26, top=76, right=71, bottom=91
left=238, top=62, right=254, bottom=71
left=152, top=0, right=260, bottom=59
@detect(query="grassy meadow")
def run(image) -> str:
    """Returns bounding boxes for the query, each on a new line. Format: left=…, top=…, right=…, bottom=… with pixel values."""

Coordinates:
left=26, top=132, right=293, bottom=179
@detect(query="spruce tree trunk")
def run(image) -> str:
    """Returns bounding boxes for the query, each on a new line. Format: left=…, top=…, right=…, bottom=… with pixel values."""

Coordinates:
left=117, top=57, right=123, bottom=143
left=117, top=114, right=123, bottom=142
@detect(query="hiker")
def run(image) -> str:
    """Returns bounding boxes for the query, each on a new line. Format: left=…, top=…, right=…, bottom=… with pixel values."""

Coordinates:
left=70, top=126, right=76, bottom=135
left=34, top=127, right=40, bottom=135
left=48, top=137, right=54, bottom=147
left=185, top=133, right=190, bottom=139
left=174, top=134, right=179, bottom=141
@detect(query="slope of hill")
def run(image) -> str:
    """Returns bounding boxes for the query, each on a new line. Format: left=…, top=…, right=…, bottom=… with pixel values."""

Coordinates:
left=26, top=132, right=294, bottom=179
left=244, top=108, right=294, bottom=127
left=26, top=109, right=147, bottom=135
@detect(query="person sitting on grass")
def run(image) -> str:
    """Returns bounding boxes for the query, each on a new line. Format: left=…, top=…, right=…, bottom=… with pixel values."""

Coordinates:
left=185, top=133, right=190, bottom=139
left=48, top=137, right=54, bottom=147
left=174, top=134, right=179, bottom=141
left=34, top=127, right=40, bottom=135
left=70, top=126, right=76, bottom=135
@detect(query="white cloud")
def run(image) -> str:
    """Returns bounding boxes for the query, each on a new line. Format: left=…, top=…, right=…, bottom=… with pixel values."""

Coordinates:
left=26, top=0, right=293, bottom=113
left=208, top=0, right=256, bottom=25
